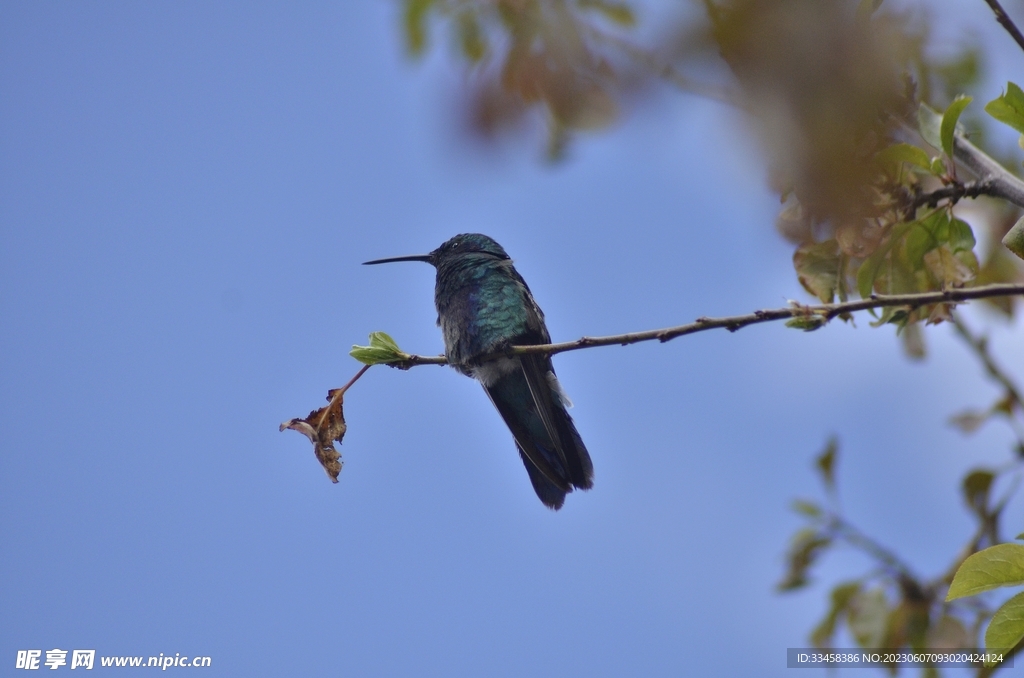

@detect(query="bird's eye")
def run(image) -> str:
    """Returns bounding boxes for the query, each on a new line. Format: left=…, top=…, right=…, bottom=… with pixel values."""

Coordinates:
left=451, top=241, right=460, bottom=249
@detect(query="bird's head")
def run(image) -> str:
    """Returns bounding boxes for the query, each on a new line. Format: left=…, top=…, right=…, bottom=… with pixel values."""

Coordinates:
left=363, top=233, right=510, bottom=268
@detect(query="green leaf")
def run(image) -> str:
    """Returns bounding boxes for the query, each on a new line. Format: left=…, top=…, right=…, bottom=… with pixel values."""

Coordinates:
left=940, top=95, right=972, bottom=159
left=457, top=11, right=487, bottom=62
left=848, top=588, right=890, bottom=649
left=792, top=499, right=823, bottom=517
left=793, top=240, right=840, bottom=303
left=903, top=211, right=948, bottom=266
left=918, top=104, right=943, bottom=150
left=1003, top=215, right=1024, bottom=260
left=1016, top=532, right=1024, bottom=541
left=577, top=0, right=636, bottom=26
left=785, top=315, right=827, bottom=331
left=876, top=143, right=933, bottom=174
left=350, top=331, right=410, bottom=366
left=855, top=0, right=884, bottom=19
left=868, top=305, right=910, bottom=329
left=857, top=221, right=915, bottom=298
left=896, top=211, right=979, bottom=288
left=985, top=590, right=1024, bottom=659
left=811, top=581, right=862, bottom=648
left=948, top=218, right=977, bottom=252
left=370, top=331, right=400, bottom=353
left=947, top=543, right=1024, bottom=600
left=403, top=0, right=435, bottom=56
left=815, top=437, right=838, bottom=492
left=962, top=469, right=995, bottom=517
left=778, top=528, right=831, bottom=591
left=888, top=309, right=911, bottom=327
left=857, top=249, right=885, bottom=299
left=985, top=82, right=1024, bottom=135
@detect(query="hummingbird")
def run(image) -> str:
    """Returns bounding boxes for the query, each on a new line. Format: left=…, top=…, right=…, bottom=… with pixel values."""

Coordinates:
left=364, top=233, right=594, bottom=510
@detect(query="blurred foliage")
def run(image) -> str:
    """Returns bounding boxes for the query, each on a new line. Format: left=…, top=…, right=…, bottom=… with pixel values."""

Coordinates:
left=393, top=1, right=1024, bottom=673
left=710, top=0, right=913, bottom=220
left=398, top=0, right=1024, bottom=320
left=401, top=0, right=639, bottom=159
left=780, top=439, right=1017, bottom=675
left=786, top=310, right=1024, bottom=674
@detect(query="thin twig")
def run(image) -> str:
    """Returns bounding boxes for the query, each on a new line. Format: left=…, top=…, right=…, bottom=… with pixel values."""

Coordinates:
left=982, top=0, right=1024, bottom=56
left=336, top=364, right=372, bottom=397
left=315, top=364, right=371, bottom=431
left=584, top=25, right=741, bottom=107
left=390, top=283, right=1024, bottom=367
left=827, top=513, right=919, bottom=582
left=952, top=312, right=1024, bottom=411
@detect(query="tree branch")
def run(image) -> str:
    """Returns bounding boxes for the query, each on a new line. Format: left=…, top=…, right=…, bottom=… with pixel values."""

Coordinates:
left=910, top=179, right=998, bottom=211
left=982, top=0, right=1024, bottom=56
left=389, top=282, right=1024, bottom=367
left=897, top=117, right=1024, bottom=211
left=953, top=132, right=1024, bottom=210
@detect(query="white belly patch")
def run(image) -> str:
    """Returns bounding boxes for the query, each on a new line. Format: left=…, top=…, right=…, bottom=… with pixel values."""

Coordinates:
left=470, top=356, right=520, bottom=387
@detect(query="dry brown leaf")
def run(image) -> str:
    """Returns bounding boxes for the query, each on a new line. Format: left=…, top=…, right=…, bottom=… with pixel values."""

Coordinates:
left=280, top=388, right=347, bottom=483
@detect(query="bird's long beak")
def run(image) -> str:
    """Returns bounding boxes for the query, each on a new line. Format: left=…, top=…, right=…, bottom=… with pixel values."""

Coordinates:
left=362, top=253, right=434, bottom=266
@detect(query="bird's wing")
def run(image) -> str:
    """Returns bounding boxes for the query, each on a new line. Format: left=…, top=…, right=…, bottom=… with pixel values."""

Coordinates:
left=482, top=382, right=571, bottom=493
left=518, top=355, right=572, bottom=478
left=519, top=355, right=592, bottom=489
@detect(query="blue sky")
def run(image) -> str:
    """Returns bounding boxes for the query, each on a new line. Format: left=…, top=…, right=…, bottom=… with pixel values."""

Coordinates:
left=3, top=2, right=1023, bottom=676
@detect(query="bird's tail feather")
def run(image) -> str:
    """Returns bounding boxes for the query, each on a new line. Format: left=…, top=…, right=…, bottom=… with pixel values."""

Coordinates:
left=519, top=355, right=594, bottom=491
left=484, top=360, right=593, bottom=509
left=518, top=444, right=567, bottom=510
